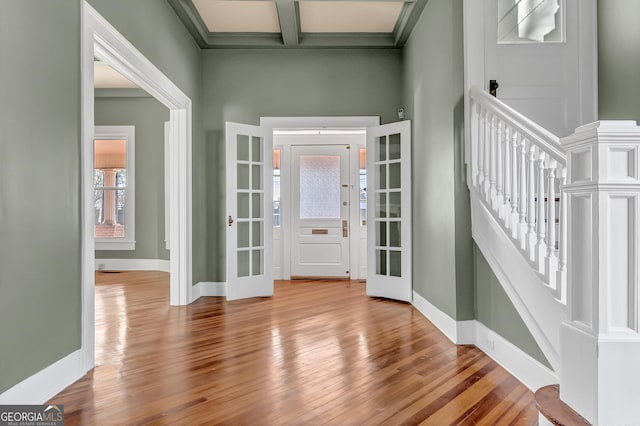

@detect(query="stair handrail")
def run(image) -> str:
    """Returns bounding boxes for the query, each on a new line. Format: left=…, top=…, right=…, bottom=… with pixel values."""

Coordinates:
left=469, top=86, right=566, bottom=162
left=468, top=85, right=567, bottom=303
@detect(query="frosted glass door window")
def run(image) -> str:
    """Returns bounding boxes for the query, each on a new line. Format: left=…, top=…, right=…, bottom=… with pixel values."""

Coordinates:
left=299, top=155, right=341, bottom=219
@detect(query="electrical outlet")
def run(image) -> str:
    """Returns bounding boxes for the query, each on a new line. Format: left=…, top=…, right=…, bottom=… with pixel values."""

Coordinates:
left=487, top=337, right=495, bottom=351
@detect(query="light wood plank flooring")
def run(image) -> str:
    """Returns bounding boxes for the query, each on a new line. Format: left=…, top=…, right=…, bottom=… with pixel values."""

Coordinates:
left=50, top=271, right=537, bottom=425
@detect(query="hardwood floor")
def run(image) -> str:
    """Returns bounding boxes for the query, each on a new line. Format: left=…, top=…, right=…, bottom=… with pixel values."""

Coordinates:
left=50, top=271, right=537, bottom=425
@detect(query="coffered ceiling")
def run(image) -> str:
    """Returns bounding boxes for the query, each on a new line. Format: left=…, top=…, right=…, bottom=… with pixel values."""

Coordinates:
left=168, top=0, right=428, bottom=49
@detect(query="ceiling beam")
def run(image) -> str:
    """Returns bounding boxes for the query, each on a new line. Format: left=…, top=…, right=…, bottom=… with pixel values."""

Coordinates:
left=205, top=33, right=397, bottom=49
left=168, top=0, right=423, bottom=49
left=276, top=0, right=300, bottom=46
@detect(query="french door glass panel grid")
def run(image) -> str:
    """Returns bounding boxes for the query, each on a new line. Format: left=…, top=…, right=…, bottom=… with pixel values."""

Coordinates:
left=374, top=133, right=402, bottom=278
left=236, top=134, right=265, bottom=278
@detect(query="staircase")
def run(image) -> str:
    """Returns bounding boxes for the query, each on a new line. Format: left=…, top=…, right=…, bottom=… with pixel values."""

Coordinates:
left=467, top=86, right=640, bottom=425
left=468, top=86, right=567, bottom=372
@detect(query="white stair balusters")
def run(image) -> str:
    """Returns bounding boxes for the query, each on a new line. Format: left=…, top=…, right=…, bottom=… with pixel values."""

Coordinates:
left=535, top=151, right=547, bottom=273
left=556, top=165, right=567, bottom=302
left=545, top=160, right=558, bottom=289
left=510, top=131, right=519, bottom=238
left=518, top=136, right=528, bottom=250
left=468, top=86, right=566, bottom=302
left=527, top=144, right=537, bottom=262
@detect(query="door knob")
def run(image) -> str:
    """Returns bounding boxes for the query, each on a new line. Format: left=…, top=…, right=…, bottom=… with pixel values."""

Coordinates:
left=228, top=215, right=234, bottom=226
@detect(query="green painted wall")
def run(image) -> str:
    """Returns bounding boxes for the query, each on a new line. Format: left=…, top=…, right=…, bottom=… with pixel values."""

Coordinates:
left=201, top=49, right=403, bottom=281
left=94, top=95, right=170, bottom=261
left=87, top=0, right=207, bottom=284
left=403, top=0, right=546, bottom=364
left=474, top=245, right=550, bottom=367
left=402, top=0, right=471, bottom=319
left=0, top=0, right=81, bottom=393
left=598, top=0, right=640, bottom=121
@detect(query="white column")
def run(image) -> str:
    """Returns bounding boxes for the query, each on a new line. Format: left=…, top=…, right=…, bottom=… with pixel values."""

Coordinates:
left=560, top=120, right=640, bottom=426
left=103, top=169, right=118, bottom=225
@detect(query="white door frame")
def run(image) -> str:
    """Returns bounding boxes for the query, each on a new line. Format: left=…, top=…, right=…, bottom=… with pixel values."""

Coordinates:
left=81, top=2, right=193, bottom=372
left=261, top=117, right=379, bottom=280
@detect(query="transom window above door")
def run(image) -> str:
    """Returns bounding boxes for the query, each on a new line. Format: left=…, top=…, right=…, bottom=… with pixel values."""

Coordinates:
left=168, top=0, right=429, bottom=48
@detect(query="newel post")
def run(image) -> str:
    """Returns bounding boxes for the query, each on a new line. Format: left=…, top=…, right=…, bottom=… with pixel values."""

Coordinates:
left=560, top=121, right=640, bottom=425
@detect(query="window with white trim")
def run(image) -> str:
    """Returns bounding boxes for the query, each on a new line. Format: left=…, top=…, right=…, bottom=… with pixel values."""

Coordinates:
left=94, top=126, right=135, bottom=250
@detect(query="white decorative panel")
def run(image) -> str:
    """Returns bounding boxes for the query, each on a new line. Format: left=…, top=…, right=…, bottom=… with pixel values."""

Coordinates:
left=299, top=155, right=341, bottom=219
left=571, top=149, right=592, bottom=183
left=609, top=148, right=636, bottom=180
left=299, top=243, right=342, bottom=264
left=570, top=194, right=593, bottom=326
left=608, top=196, right=636, bottom=331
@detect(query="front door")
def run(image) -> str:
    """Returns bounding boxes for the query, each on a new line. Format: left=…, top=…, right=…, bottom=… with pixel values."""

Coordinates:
left=290, top=145, right=350, bottom=278
left=225, top=122, right=273, bottom=300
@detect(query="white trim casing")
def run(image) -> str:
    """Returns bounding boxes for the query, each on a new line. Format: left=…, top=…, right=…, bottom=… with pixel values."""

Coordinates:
left=412, top=291, right=557, bottom=392
left=0, top=350, right=84, bottom=404
left=94, top=125, right=136, bottom=251
left=82, top=0, right=194, bottom=381
left=164, top=121, right=170, bottom=251
left=191, top=282, right=227, bottom=302
left=261, top=116, right=380, bottom=281
left=95, top=258, right=170, bottom=272
left=261, top=116, right=380, bottom=129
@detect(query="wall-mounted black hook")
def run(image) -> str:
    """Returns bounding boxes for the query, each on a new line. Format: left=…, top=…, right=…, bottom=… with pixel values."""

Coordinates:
left=489, top=80, right=499, bottom=97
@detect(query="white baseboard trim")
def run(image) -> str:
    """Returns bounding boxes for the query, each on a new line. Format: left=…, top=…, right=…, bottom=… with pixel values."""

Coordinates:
left=473, top=321, right=557, bottom=391
left=95, top=258, right=170, bottom=272
left=412, top=291, right=557, bottom=392
left=412, top=291, right=459, bottom=343
left=191, top=282, right=226, bottom=302
left=0, top=349, right=86, bottom=404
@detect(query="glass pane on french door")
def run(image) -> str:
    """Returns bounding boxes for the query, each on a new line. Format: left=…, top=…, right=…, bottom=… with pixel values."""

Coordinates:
left=373, top=135, right=402, bottom=278
left=236, top=134, right=265, bottom=278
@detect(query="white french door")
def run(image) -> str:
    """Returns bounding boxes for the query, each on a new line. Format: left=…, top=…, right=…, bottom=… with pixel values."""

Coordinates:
left=226, top=122, right=273, bottom=300
left=366, top=121, right=412, bottom=301
left=290, top=144, right=351, bottom=278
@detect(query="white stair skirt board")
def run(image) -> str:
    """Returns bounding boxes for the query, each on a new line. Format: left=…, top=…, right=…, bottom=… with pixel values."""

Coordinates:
left=0, top=349, right=85, bottom=404
left=191, top=282, right=226, bottom=302
left=95, top=259, right=170, bottom=272
left=470, top=193, right=565, bottom=372
left=412, top=291, right=557, bottom=392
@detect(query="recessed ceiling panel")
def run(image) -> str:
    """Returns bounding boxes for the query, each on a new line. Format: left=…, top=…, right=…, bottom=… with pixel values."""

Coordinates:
left=94, top=63, right=138, bottom=89
left=299, top=1, right=404, bottom=33
left=193, top=0, right=281, bottom=33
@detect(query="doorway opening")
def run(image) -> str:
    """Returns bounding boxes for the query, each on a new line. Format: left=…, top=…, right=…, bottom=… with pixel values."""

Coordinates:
left=272, top=128, right=368, bottom=280
left=82, top=2, right=193, bottom=372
